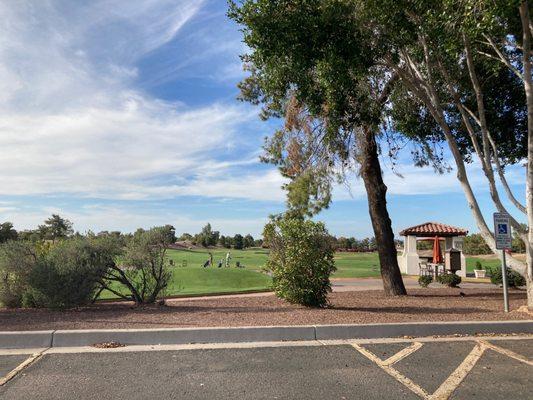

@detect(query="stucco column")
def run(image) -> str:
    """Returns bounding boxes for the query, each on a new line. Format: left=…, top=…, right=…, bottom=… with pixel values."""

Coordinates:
left=453, top=236, right=467, bottom=277
left=399, top=235, right=420, bottom=275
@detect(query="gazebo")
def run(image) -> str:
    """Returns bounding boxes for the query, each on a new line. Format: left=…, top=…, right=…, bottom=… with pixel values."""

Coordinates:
left=397, top=222, right=468, bottom=277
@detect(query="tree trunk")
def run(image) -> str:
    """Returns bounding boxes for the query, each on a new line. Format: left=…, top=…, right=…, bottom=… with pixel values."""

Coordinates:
left=359, top=126, right=407, bottom=296
left=520, top=1, right=533, bottom=309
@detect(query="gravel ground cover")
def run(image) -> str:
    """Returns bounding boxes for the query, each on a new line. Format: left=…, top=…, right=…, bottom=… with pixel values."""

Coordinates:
left=0, top=288, right=529, bottom=331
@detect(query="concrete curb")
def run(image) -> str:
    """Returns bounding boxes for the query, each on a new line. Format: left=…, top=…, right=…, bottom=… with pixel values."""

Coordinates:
left=0, top=331, right=54, bottom=349
left=51, top=326, right=316, bottom=348
left=314, top=320, right=533, bottom=340
left=1, top=321, right=532, bottom=349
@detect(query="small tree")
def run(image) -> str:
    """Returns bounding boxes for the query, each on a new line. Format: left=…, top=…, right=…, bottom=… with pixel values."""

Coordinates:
left=38, top=214, right=74, bottom=242
left=100, top=228, right=172, bottom=305
left=0, top=222, right=18, bottom=243
left=264, top=217, right=336, bottom=307
left=233, top=234, right=244, bottom=250
left=195, top=223, right=217, bottom=247
left=463, top=234, right=493, bottom=255
left=243, top=234, right=255, bottom=248
left=159, top=225, right=177, bottom=244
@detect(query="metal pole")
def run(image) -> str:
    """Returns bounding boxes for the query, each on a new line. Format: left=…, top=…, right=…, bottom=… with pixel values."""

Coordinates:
left=501, top=249, right=510, bottom=313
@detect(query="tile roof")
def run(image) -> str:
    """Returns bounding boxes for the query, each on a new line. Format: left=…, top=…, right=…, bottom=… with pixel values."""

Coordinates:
left=399, top=222, right=468, bottom=237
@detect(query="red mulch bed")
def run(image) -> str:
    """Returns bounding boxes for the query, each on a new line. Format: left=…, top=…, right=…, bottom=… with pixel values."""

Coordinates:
left=0, top=288, right=529, bottom=331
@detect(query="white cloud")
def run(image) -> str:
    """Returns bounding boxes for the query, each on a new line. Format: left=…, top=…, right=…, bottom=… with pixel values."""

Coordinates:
left=332, top=157, right=526, bottom=201
left=0, top=0, right=526, bottom=228
left=0, top=0, right=272, bottom=201
left=0, top=204, right=269, bottom=236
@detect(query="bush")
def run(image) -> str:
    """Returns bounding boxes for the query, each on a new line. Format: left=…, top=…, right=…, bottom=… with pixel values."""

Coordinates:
left=436, top=273, right=462, bottom=287
left=487, top=267, right=526, bottom=288
left=101, top=228, right=172, bottom=305
left=264, top=218, right=336, bottom=307
left=418, top=275, right=433, bottom=288
left=463, top=234, right=492, bottom=255
left=475, top=261, right=482, bottom=270
left=27, top=238, right=115, bottom=309
left=0, top=241, right=37, bottom=307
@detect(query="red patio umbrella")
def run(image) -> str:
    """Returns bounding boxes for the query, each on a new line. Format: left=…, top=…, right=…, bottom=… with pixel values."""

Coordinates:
left=432, top=236, right=443, bottom=264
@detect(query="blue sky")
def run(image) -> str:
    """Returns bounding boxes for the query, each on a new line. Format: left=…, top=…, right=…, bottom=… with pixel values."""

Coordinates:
left=0, top=0, right=527, bottom=238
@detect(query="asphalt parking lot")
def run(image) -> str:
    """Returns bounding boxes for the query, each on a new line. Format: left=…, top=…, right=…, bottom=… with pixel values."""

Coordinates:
left=0, top=337, right=531, bottom=399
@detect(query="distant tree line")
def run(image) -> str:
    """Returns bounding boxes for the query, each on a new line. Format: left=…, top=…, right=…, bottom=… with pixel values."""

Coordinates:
left=177, top=223, right=261, bottom=249
left=330, top=236, right=377, bottom=252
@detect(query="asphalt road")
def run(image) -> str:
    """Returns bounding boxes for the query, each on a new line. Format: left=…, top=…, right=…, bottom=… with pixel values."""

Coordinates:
left=0, top=338, right=531, bottom=399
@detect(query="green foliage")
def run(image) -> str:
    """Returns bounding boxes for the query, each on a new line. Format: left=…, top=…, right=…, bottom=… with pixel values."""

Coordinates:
left=264, top=217, right=336, bottom=307
left=0, top=241, right=36, bottom=307
left=463, top=234, right=493, bottom=255
left=243, top=234, right=255, bottom=248
left=229, top=0, right=383, bottom=218
left=194, top=223, right=219, bottom=247
left=511, top=224, right=527, bottom=253
left=27, top=237, right=116, bottom=309
left=487, top=267, right=526, bottom=288
left=158, top=225, right=177, bottom=244
left=233, top=234, right=244, bottom=250
left=436, top=273, right=462, bottom=288
left=475, top=261, right=483, bottom=270
left=0, top=222, right=17, bottom=243
left=38, top=214, right=74, bottom=241
left=418, top=275, right=433, bottom=288
left=103, top=228, right=172, bottom=304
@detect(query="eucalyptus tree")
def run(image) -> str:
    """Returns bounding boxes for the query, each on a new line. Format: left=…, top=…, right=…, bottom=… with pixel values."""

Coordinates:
left=229, top=0, right=406, bottom=295
left=354, top=0, right=533, bottom=306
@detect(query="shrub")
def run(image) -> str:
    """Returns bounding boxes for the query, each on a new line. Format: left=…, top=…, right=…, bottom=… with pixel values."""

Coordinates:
left=264, top=218, right=336, bottom=307
left=0, top=241, right=37, bottom=307
left=101, top=228, right=172, bottom=305
left=27, top=238, right=115, bottom=309
left=487, top=267, right=526, bottom=288
left=475, top=261, right=482, bottom=270
left=418, top=275, right=433, bottom=288
left=436, top=273, right=462, bottom=287
left=463, top=234, right=492, bottom=255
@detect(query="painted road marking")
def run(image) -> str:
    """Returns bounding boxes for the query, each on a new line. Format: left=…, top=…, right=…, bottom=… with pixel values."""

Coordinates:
left=353, top=339, right=532, bottom=400
left=382, top=342, right=423, bottom=366
left=352, top=343, right=430, bottom=398
left=480, top=340, right=533, bottom=366
left=429, top=343, right=485, bottom=400
left=0, top=348, right=46, bottom=386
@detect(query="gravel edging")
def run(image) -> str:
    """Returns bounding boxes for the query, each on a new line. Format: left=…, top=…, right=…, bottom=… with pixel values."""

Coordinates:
left=1, top=320, right=532, bottom=349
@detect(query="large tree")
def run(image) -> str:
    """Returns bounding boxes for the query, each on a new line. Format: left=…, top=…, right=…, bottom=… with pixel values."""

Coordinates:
left=229, top=0, right=406, bottom=295
left=352, top=0, right=533, bottom=307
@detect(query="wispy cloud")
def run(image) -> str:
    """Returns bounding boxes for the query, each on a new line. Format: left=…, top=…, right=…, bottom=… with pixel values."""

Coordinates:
left=0, top=0, right=264, bottom=201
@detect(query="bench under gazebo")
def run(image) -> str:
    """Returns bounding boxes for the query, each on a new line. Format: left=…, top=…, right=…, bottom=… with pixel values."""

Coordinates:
left=397, top=222, right=468, bottom=277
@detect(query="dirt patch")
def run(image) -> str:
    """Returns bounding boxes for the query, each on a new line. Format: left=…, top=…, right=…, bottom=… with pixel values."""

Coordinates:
left=0, top=288, right=529, bottom=331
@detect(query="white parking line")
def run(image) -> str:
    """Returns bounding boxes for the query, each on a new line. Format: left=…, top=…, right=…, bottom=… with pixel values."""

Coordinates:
left=429, top=343, right=485, bottom=400
left=0, top=348, right=47, bottom=386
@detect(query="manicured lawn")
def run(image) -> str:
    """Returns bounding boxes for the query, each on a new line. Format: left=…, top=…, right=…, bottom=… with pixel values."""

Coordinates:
left=166, top=248, right=269, bottom=271
left=100, top=248, right=504, bottom=299
left=465, top=256, right=501, bottom=272
left=333, top=252, right=381, bottom=278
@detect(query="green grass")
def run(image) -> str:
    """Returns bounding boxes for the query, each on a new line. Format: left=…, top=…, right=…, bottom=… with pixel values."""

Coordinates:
left=100, top=248, right=503, bottom=299
left=465, top=256, right=501, bottom=272
left=333, top=252, right=381, bottom=278
left=167, top=248, right=269, bottom=271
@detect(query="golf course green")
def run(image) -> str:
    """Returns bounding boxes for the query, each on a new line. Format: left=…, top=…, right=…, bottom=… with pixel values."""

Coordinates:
left=100, top=248, right=502, bottom=299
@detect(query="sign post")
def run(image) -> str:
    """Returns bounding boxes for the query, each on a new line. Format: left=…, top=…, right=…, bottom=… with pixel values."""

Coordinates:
left=493, top=212, right=511, bottom=312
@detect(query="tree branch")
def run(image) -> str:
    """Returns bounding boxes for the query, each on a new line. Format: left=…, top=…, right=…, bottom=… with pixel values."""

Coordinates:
left=482, top=34, right=524, bottom=80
